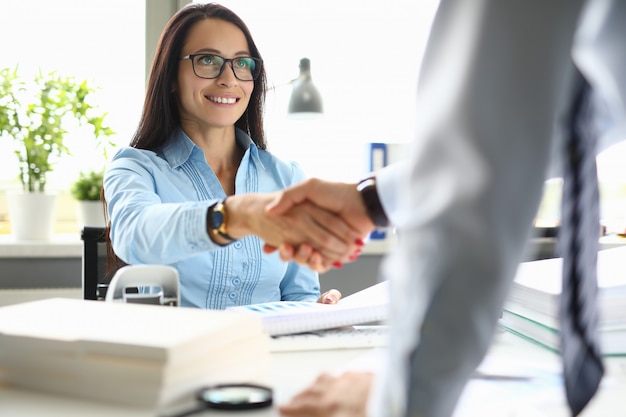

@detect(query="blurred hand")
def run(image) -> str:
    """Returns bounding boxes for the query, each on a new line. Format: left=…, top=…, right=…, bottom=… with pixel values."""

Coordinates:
left=264, top=179, right=375, bottom=271
left=279, top=371, right=374, bottom=417
left=318, top=288, right=342, bottom=304
left=225, top=193, right=363, bottom=263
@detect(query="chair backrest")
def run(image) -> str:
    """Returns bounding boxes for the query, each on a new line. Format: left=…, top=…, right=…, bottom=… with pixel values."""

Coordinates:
left=81, top=226, right=108, bottom=300
left=81, top=226, right=127, bottom=300
left=105, top=265, right=180, bottom=306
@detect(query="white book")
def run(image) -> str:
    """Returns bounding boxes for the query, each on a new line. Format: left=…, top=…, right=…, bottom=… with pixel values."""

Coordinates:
left=0, top=332, right=270, bottom=388
left=0, top=298, right=265, bottom=363
left=501, top=245, right=626, bottom=355
left=499, top=310, right=626, bottom=356
left=0, top=298, right=270, bottom=407
left=507, top=246, right=626, bottom=325
left=227, top=281, right=389, bottom=336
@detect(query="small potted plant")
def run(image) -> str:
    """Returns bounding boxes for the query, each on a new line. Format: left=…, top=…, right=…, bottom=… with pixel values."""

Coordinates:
left=70, top=170, right=106, bottom=227
left=0, top=66, right=114, bottom=239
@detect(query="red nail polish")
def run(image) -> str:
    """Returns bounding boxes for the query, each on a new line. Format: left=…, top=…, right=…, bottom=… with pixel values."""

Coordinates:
left=355, top=238, right=365, bottom=246
left=349, top=254, right=359, bottom=261
left=332, top=261, right=343, bottom=269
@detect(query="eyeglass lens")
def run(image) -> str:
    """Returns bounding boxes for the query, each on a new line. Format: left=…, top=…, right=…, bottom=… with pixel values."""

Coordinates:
left=191, top=54, right=260, bottom=81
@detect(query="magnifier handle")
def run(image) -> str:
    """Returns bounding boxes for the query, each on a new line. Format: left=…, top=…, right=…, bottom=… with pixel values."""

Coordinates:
left=161, top=403, right=207, bottom=417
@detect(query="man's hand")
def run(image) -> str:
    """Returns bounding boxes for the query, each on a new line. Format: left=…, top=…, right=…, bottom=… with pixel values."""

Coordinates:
left=279, top=371, right=374, bottom=417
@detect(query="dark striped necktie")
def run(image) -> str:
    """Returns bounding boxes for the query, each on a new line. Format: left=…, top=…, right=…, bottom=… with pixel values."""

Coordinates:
left=559, top=72, right=604, bottom=416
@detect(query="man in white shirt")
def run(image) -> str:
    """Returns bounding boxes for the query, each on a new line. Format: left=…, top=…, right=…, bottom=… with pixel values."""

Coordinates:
left=268, top=1, right=626, bottom=416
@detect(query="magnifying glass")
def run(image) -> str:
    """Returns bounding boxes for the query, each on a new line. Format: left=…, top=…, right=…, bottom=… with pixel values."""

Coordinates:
left=199, top=383, right=273, bottom=410
left=168, top=383, right=273, bottom=416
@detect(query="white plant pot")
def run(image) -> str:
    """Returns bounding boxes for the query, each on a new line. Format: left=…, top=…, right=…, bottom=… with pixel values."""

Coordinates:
left=6, top=192, right=57, bottom=241
left=77, top=200, right=106, bottom=228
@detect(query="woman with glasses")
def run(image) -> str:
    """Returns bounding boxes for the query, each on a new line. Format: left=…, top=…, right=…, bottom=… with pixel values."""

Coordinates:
left=103, top=3, right=360, bottom=309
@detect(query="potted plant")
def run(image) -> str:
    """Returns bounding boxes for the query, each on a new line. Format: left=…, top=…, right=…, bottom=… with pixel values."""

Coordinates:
left=0, top=66, right=114, bottom=240
left=71, top=170, right=106, bottom=228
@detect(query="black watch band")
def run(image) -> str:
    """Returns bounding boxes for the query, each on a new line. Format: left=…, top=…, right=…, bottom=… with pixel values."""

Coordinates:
left=357, top=177, right=390, bottom=228
left=207, top=199, right=236, bottom=246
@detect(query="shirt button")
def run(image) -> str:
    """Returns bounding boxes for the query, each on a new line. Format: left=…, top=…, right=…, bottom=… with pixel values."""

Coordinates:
left=228, top=292, right=237, bottom=299
left=234, top=241, right=243, bottom=249
left=232, top=278, right=241, bottom=286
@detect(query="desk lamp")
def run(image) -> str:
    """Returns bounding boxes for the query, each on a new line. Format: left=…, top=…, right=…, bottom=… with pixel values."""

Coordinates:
left=288, top=57, right=323, bottom=118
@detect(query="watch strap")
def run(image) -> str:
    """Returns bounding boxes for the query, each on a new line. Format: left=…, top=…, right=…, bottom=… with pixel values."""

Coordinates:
left=357, top=177, right=390, bottom=228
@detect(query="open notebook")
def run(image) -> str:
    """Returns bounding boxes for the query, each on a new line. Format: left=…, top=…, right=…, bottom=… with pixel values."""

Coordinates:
left=227, top=281, right=389, bottom=336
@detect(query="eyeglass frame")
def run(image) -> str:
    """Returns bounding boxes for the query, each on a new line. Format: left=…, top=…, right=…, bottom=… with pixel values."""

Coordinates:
left=180, top=54, right=263, bottom=81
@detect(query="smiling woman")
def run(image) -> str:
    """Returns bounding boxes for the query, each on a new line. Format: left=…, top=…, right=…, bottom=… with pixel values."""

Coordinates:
left=102, top=3, right=353, bottom=310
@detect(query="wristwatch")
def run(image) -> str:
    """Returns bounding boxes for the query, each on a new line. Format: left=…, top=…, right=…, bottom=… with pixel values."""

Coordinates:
left=207, top=199, right=236, bottom=246
left=357, top=177, right=390, bottom=228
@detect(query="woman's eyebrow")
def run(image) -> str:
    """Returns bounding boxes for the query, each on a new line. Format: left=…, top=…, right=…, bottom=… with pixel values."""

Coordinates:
left=190, top=48, right=252, bottom=56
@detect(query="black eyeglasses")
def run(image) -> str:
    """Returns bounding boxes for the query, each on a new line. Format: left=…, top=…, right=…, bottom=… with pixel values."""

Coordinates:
left=180, top=54, right=262, bottom=81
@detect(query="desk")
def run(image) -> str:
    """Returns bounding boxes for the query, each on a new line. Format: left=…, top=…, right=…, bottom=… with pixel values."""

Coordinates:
left=1, top=331, right=625, bottom=417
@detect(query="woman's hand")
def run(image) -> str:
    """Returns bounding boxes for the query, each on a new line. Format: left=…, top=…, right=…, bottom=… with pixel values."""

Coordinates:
left=317, top=289, right=342, bottom=304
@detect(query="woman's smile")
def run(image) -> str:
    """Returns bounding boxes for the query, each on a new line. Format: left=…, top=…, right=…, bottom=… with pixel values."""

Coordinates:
left=207, top=95, right=239, bottom=105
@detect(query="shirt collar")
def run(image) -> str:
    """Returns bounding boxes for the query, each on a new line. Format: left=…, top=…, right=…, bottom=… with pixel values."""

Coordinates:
left=160, top=127, right=264, bottom=170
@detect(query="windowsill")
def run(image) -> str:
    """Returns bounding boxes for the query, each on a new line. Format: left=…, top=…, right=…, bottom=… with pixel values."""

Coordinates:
left=0, top=234, right=83, bottom=258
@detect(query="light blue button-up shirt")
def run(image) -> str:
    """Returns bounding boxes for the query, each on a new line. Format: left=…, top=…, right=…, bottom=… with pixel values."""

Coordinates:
left=104, top=128, right=320, bottom=309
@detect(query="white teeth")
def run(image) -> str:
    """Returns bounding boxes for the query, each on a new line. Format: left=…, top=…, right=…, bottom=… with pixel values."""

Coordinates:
left=210, top=96, right=236, bottom=104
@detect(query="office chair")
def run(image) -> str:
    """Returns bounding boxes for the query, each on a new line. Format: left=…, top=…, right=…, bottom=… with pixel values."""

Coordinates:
left=81, top=226, right=109, bottom=300
left=105, top=265, right=180, bottom=306
left=81, top=226, right=128, bottom=301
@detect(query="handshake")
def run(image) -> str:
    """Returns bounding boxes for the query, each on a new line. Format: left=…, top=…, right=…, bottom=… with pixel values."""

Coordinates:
left=222, top=178, right=378, bottom=272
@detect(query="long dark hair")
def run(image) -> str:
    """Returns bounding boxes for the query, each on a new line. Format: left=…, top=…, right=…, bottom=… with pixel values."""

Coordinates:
left=104, top=3, right=268, bottom=277
left=132, top=2, right=267, bottom=150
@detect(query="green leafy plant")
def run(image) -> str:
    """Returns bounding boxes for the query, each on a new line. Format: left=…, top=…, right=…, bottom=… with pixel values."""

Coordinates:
left=0, top=66, right=115, bottom=193
left=70, top=170, right=105, bottom=201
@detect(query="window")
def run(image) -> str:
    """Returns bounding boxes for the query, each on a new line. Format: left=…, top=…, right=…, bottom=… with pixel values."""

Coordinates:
left=0, top=0, right=145, bottom=233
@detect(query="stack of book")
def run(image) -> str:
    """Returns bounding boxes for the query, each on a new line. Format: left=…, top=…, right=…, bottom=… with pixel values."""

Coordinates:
left=500, top=246, right=626, bottom=356
left=0, top=298, right=270, bottom=408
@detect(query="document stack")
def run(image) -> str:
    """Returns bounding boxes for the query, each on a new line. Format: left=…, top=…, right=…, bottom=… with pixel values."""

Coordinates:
left=0, top=298, right=270, bottom=408
left=500, top=246, right=626, bottom=356
left=227, top=280, right=389, bottom=336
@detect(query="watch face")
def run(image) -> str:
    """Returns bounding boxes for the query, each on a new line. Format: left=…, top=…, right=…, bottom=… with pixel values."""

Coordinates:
left=211, top=210, right=224, bottom=229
